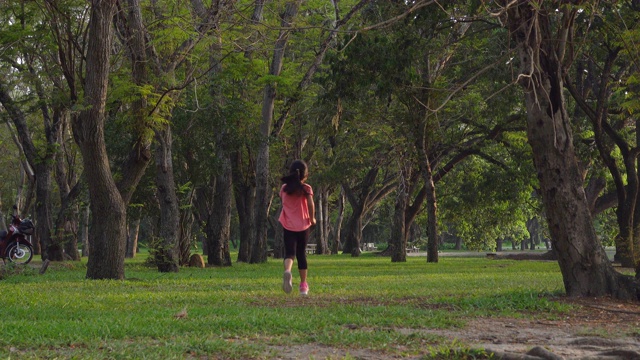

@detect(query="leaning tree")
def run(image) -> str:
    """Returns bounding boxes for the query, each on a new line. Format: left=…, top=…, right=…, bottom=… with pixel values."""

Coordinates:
left=500, top=0, right=639, bottom=299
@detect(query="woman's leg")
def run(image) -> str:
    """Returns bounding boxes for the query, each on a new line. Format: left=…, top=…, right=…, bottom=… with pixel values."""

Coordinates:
left=282, top=229, right=297, bottom=293
left=296, top=229, right=310, bottom=294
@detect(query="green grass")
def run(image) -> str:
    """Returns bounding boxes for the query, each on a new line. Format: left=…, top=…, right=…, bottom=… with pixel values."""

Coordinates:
left=0, top=253, right=569, bottom=359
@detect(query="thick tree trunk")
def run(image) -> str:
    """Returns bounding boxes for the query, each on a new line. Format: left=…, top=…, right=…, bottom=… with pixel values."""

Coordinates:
left=154, top=128, right=180, bottom=272
left=232, top=150, right=256, bottom=262
left=234, top=179, right=255, bottom=263
left=615, top=208, right=635, bottom=266
left=33, top=165, right=57, bottom=261
left=75, top=0, right=126, bottom=280
left=505, top=1, right=639, bottom=299
left=342, top=210, right=363, bottom=256
left=566, top=49, right=638, bottom=268
left=207, top=153, right=233, bottom=267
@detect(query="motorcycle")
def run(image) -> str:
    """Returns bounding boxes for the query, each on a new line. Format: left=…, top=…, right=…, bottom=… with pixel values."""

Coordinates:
left=0, top=206, right=34, bottom=265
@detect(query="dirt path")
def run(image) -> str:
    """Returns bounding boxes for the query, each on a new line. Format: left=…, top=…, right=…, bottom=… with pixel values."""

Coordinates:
left=269, top=297, right=640, bottom=359
left=413, top=298, right=640, bottom=359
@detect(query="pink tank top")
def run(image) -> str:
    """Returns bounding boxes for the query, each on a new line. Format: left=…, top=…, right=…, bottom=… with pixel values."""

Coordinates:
left=278, top=184, right=313, bottom=231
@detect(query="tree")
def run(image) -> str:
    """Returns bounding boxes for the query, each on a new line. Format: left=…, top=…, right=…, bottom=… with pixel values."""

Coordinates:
left=561, top=3, right=640, bottom=269
left=500, top=0, right=639, bottom=298
left=0, top=0, right=85, bottom=261
left=252, top=0, right=302, bottom=264
left=74, top=0, right=126, bottom=279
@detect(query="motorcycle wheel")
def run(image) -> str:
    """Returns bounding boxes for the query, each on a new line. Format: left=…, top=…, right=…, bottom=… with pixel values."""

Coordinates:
left=6, top=242, right=33, bottom=265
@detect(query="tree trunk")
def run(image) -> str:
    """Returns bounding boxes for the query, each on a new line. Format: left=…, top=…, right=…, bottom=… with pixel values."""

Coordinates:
left=421, top=151, right=439, bottom=263
left=116, top=0, right=153, bottom=206
left=81, top=203, right=90, bottom=257
left=316, top=187, right=330, bottom=254
left=273, top=212, right=284, bottom=258
left=207, top=153, right=233, bottom=267
left=178, top=201, right=195, bottom=266
left=0, top=86, right=55, bottom=261
left=33, top=165, right=57, bottom=261
left=126, top=217, right=140, bottom=258
left=342, top=209, right=363, bottom=256
left=390, top=185, right=408, bottom=262
left=55, top=138, right=83, bottom=262
left=251, top=0, right=301, bottom=264
left=234, top=180, right=255, bottom=263
left=331, top=187, right=345, bottom=254
left=566, top=47, right=638, bottom=268
left=504, top=1, right=639, bottom=298
left=232, top=150, right=256, bottom=262
left=75, top=0, right=127, bottom=280
left=60, top=211, right=80, bottom=261
left=153, top=128, right=180, bottom=273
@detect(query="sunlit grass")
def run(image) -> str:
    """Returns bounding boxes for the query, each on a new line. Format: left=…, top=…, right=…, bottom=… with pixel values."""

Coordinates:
left=0, top=251, right=568, bottom=359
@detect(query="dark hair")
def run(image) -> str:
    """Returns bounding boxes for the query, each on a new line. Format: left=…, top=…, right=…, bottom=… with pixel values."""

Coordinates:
left=281, top=160, right=309, bottom=195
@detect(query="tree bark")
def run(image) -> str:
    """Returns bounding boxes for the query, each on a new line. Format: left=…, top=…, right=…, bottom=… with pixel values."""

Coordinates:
left=423, top=156, right=439, bottom=263
left=207, top=153, right=233, bottom=267
left=126, top=217, right=140, bottom=258
left=315, top=187, right=330, bottom=254
left=81, top=203, right=90, bottom=257
left=153, top=127, right=180, bottom=272
left=74, top=0, right=127, bottom=280
left=178, top=198, right=196, bottom=266
left=504, top=1, right=639, bottom=298
left=391, top=165, right=409, bottom=262
left=251, top=0, right=301, bottom=264
left=53, top=113, right=82, bottom=261
left=331, top=187, right=345, bottom=254
left=232, top=152, right=255, bottom=263
left=414, top=115, right=440, bottom=263
left=272, top=211, right=285, bottom=258
left=342, top=207, right=364, bottom=256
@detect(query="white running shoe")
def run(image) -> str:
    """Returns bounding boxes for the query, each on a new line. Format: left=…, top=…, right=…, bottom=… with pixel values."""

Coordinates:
left=282, top=271, right=292, bottom=293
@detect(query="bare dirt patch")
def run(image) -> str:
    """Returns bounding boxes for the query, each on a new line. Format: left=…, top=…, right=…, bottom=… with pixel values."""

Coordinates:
left=411, top=296, right=640, bottom=359
left=268, top=297, right=640, bottom=359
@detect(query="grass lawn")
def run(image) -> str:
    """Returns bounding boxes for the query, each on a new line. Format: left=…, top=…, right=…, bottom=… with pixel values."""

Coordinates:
left=0, top=252, right=569, bottom=359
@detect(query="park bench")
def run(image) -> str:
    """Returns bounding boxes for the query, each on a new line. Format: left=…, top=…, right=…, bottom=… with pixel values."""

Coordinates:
left=361, top=242, right=376, bottom=252
left=406, top=245, right=419, bottom=253
left=305, top=243, right=317, bottom=254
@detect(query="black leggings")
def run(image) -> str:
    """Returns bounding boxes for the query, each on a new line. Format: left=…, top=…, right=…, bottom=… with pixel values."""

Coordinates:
left=283, top=228, right=309, bottom=270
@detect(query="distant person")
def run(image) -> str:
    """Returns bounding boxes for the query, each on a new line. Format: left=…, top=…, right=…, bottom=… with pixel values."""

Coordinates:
left=278, top=159, right=316, bottom=296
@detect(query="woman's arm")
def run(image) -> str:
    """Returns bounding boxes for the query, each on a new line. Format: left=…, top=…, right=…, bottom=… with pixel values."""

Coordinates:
left=307, top=194, right=316, bottom=226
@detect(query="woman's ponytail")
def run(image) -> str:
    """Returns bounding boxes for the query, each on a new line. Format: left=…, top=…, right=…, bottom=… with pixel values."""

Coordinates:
left=281, top=160, right=309, bottom=195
